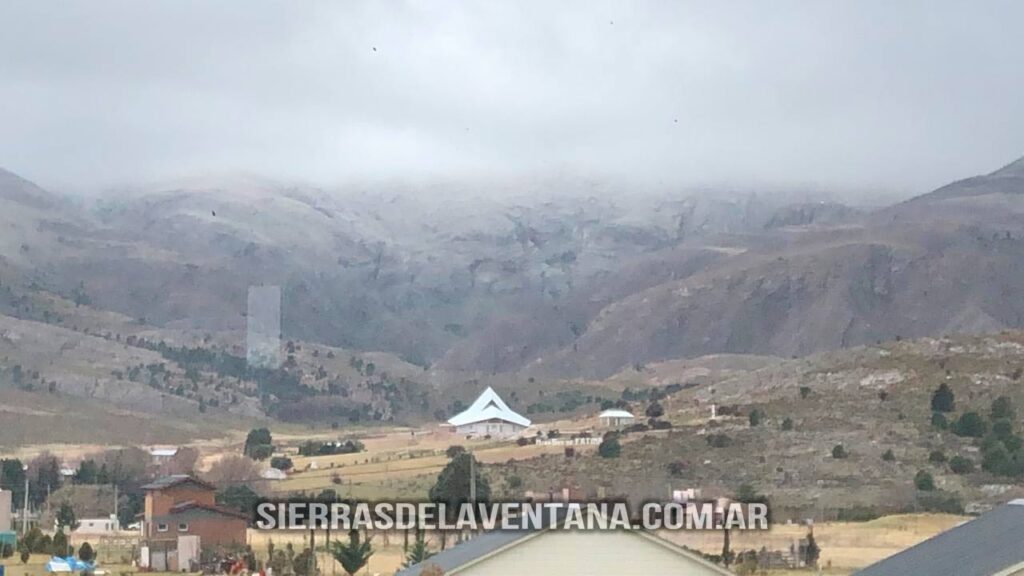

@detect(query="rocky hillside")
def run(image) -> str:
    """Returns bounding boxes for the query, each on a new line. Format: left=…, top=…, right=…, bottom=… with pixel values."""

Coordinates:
left=512, top=157, right=1024, bottom=377
left=498, top=330, right=1024, bottom=517
left=2, top=157, right=1024, bottom=381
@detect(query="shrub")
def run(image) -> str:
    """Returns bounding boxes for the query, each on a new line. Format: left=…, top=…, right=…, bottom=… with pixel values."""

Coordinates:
left=666, top=461, right=686, bottom=477
left=949, top=455, right=974, bottom=474
left=748, top=409, right=763, bottom=427
left=51, top=530, right=71, bottom=557
left=705, top=433, right=733, bottom=448
left=799, top=386, right=811, bottom=399
left=931, top=383, right=955, bottom=413
left=21, top=550, right=30, bottom=563
left=781, top=417, right=793, bottom=431
left=882, top=449, right=896, bottom=462
left=951, top=412, right=987, bottom=438
left=832, top=444, right=848, bottom=459
left=928, top=450, right=947, bottom=464
left=931, top=412, right=948, bottom=430
left=991, top=396, right=1015, bottom=421
left=835, top=506, right=882, bottom=522
left=78, top=542, right=95, bottom=562
left=598, top=435, right=621, bottom=458
left=623, top=423, right=649, bottom=434
left=914, top=470, right=935, bottom=491
left=916, top=490, right=963, bottom=514
left=992, top=419, right=1014, bottom=441
left=270, top=456, right=293, bottom=471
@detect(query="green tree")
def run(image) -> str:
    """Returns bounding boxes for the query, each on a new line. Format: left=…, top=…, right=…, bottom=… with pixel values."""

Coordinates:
left=329, top=530, right=373, bottom=576
left=781, top=417, right=794, bottom=431
left=645, top=402, right=664, bottom=419
left=992, top=419, right=1015, bottom=441
left=804, top=532, right=820, bottom=568
left=982, top=441, right=1012, bottom=475
left=952, top=412, right=987, bottom=438
left=56, top=501, right=79, bottom=532
left=403, top=531, right=434, bottom=567
left=914, top=470, right=936, bottom=491
left=949, top=455, right=974, bottom=474
left=51, top=530, right=71, bottom=557
left=0, top=459, right=27, bottom=505
left=799, top=386, right=811, bottom=399
left=78, top=542, right=95, bottom=562
left=73, top=459, right=99, bottom=484
left=931, top=383, right=955, bottom=413
left=429, top=453, right=491, bottom=511
left=928, top=450, right=947, bottom=464
left=598, top=435, right=621, bottom=458
left=882, top=449, right=896, bottom=462
left=293, top=547, right=315, bottom=576
left=832, top=444, right=848, bottom=459
left=1, top=542, right=13, bottom=559
left=270, top=456, right=293, bottom=471
left=216, top=484, right=260, bottom=515
left=991, top=396, right=1015, bottom=421
left=931, top=412, right=948, bottom=430
left=244, top=427, right=274, bottom=460
left=19, top=527, right=43, bottom=553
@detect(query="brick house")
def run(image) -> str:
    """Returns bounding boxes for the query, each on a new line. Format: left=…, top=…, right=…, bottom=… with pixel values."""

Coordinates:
left=140, top=475, right=248, bottom=550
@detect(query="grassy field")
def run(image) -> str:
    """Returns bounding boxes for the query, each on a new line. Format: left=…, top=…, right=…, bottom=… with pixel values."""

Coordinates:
left=270, top=426, right=582, bottom=499
left=663, top=513, right=968, bottom=573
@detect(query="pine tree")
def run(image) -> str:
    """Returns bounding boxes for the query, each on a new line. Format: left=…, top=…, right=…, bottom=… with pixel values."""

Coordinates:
left=56, top=502, right=79, bottom=532
left=931, top=383, right=955, bottom=413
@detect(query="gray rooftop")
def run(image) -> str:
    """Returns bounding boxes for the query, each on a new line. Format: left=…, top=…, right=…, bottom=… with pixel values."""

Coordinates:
left=855, top=500, right=1024, bottom=576
left=395, top=529, right=533, bottom=575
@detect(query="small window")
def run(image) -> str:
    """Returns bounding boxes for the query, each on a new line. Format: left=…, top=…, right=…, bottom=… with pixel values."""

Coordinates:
left=178, top=523, right=189, bottom=532
left=157, top=523, right=168, bottom=532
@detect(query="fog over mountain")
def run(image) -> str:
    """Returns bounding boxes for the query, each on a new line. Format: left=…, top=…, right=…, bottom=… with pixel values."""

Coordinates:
left=2, top=1, right=1024, bottom=193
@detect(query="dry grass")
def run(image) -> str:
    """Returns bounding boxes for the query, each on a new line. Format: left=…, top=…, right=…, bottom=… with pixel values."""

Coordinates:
left=662, top=513, right=967, bottom=572
left=273, top=427, right=575, bottom=497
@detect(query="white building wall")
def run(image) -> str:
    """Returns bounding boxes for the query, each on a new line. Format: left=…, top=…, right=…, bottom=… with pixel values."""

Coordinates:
left=455, top=421, right=526, bottom=438
left=0, top=490, right=11, bottom=532
left=74, top=516, right=120, bottom=534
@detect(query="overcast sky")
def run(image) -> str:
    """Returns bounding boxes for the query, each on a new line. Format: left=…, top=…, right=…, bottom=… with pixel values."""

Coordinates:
left=2, top=1, right=1024, bottom=194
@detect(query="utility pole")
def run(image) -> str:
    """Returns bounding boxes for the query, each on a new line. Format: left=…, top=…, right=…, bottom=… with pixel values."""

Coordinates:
left=309, top=527, right=316, bottom=576
left=22, top=464, right=29, bottom=535
left=113, top=484, right=119, bottom=529
left=469, top=456, right=476, bottom=504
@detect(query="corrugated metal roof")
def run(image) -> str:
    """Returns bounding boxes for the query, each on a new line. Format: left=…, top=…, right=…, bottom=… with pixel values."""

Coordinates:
left=447, top=387, right=531, bottom=428
left=856, top=501, right=1024, bottom=576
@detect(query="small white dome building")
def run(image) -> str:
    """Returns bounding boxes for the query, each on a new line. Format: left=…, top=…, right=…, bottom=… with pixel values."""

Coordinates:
left=599, top=409, right=635, bottom=428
